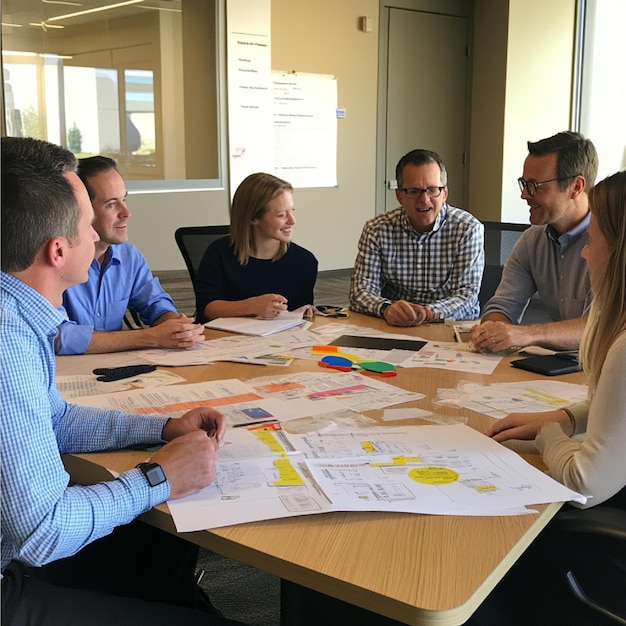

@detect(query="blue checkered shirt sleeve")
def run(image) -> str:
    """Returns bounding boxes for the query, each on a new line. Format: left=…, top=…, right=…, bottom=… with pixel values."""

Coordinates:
left=1, top=274, right=170, bottom=569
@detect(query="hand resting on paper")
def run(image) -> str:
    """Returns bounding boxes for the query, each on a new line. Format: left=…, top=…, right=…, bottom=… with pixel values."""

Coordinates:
left=488, top=408, right=574, bottom=443
left=149, top=408, right=227, bottom=499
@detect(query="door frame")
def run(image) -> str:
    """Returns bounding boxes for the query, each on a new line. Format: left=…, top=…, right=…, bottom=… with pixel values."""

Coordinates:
left=376, top=0, right=475, bottom=215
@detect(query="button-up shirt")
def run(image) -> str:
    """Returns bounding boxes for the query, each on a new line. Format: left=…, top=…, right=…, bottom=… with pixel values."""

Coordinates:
left=1, top=272, right=169, bottom=571
left=349, top=205, right=484, bottom=320
left=482, top=215, right=591, bottom=323
left=57, top=243, right=177, bottom=354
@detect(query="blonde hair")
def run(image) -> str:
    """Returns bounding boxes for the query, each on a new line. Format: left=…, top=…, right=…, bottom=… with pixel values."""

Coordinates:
left=229, top=172, right=293, bottom=265
left=579, top=170, right=626, bottom=395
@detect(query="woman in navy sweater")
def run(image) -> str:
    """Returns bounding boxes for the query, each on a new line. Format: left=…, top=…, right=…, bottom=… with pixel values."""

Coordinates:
left=195, top=173, right=318, bottom=323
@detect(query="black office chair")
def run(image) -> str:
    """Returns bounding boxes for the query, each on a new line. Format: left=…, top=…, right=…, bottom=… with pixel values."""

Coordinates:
left=480, top=221, right=529, bottom=310
left=174, top=225, right=230, bottom=291
left=123, top=309, right=144, bottom=330
left=554, top=506, right=626, bottom=624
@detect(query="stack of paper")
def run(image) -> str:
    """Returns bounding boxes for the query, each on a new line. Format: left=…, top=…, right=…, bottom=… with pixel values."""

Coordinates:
left=167, top=423, right=587, bottom=531
left=204, top=308, right=306, bottom=336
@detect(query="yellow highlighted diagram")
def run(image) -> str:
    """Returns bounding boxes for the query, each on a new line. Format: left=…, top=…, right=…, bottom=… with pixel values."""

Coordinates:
left=409, top=466, right=459, bottom=485
left=254, top=428, right=286, bottom=454
left=370, top=455, right=423, bottom=467
left=522, top=388, right=571, bottom=407
left=272, top=458, right=304, bottom=486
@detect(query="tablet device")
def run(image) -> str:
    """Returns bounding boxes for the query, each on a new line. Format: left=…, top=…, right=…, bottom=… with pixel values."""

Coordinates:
left=510, top=354, right=580, bottom=376
left=328, top=334, right=426, bottom=352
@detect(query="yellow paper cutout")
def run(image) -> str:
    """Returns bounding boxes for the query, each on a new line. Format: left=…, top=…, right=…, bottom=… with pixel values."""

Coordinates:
left=272, top=458, right=304, bottom=486
left=254, top=428, right=286, bottom=454
left=409, top=466, right=459, bottom=485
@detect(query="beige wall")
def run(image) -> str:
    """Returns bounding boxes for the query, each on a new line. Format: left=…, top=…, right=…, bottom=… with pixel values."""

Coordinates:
left=468, top=0, right=576, bottom=224
left=127, top=0, right=577, bottom=271
left=130, top=0, right=379, bottom=272
left=467, top=0, right=509, bottom=223
left=270, top=0, right=379, bottom=272
left=500, top=0, right=576, bottom=223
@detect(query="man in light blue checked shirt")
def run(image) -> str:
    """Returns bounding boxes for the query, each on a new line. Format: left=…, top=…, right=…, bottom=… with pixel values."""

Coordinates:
left=0, top=138, right=241, bottom=625
left=349, top=149, right=484, bottom=326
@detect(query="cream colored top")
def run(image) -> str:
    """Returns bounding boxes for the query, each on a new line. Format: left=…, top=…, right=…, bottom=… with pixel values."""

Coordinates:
left=537, top=331, right=626, bottom=508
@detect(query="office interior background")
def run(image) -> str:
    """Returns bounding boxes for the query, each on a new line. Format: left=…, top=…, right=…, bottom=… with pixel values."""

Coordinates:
left=1, top=0, right=624, bottom=274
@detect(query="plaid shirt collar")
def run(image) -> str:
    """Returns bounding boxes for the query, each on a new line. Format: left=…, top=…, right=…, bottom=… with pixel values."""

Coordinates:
left=399, top=203, right=448, bottom=238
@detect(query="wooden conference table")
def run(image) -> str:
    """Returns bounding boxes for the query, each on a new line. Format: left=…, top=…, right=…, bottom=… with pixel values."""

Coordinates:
left=64, top=313, right=587, bottom=626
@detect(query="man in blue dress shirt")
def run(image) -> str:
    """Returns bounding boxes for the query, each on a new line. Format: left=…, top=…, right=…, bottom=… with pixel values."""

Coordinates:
left=56, top=155, right=205, bottom=354
left=0, top=137, right=240, bottom=625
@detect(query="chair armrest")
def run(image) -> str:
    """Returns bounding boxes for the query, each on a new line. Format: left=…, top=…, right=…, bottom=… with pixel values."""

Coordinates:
left=555, top=507, right=626, bottom=541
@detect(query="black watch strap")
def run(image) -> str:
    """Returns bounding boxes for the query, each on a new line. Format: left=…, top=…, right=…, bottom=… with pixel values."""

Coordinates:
left=136, top=462, right=167, bottom=487
left=380, top=302, right=391, bottom=318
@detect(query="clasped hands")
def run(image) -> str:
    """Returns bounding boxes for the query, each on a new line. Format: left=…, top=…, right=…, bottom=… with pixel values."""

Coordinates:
left=383, top=300, right=434, bottom=327
left=150, top=314, right=205, bottom=349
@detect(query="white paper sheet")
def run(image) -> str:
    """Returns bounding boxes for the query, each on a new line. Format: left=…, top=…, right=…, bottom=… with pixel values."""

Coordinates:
left=247, top=371, right=422, bottom=413
left=401, top=341, right=502, bottom=375
left=436, top=380, right=588, bottom=419
left=204, top=307, right=308, bottom=336
left=167, top=423, right=585, bottom=531
left=55, top=370, right=185, bottom=400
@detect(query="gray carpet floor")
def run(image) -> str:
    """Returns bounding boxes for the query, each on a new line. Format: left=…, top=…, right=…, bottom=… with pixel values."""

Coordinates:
left=196, top=549, right=280, bottom=625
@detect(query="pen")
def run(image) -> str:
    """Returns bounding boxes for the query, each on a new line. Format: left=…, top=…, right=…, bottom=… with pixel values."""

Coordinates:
left=232, top=419, right=279, bottom=429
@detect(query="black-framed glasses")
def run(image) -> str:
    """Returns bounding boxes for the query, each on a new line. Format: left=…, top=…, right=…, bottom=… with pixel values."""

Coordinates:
left=517, top=175, right=577, bottom=197
left=400, top=186, right=445, bottom=199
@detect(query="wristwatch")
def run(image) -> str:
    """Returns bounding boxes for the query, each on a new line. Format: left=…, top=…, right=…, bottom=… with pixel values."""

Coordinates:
left=380, top=302, right=391, bottom=319
left=136, top=462, right=167, bottom=487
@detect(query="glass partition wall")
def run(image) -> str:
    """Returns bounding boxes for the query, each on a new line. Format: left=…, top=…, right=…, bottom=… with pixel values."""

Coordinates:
left=1, top=0, right=221, bottom=186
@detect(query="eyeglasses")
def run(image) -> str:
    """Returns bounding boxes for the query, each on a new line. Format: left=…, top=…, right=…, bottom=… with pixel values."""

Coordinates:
left=517, top=175, right=577, bottom=197
left=400, top=186, right=445, bottom=199
left=315, top=305, right=349, bottom=318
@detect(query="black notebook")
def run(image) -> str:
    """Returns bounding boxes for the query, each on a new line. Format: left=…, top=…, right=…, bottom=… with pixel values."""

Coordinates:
left=511, top=354, right=580, bottom=376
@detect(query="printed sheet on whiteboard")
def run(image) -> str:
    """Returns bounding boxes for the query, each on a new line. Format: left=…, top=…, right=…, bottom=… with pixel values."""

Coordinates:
left=272, top=72, right=338, bottom=188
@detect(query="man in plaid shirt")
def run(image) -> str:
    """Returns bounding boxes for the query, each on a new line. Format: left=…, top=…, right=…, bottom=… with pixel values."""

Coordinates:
left=349, top=149, right=484, bottom=326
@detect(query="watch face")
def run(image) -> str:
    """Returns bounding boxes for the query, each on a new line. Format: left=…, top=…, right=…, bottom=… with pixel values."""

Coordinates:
left=138, top=462, right=167, bottom=487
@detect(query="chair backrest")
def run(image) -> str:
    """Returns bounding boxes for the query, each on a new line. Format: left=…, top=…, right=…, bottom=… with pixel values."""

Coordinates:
left=482, top=221, right=529, bottom=266
left=480, top=221, right=530, bottom=309
left=175, top=225, right=230, bottom=289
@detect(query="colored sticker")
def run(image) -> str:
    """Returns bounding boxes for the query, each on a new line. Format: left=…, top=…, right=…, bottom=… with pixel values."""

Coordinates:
left=321, top=355, right=354, bottom=370
left=408, top=467, right=459, bottom=485
left=358, top=361, right=397, bottom=376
